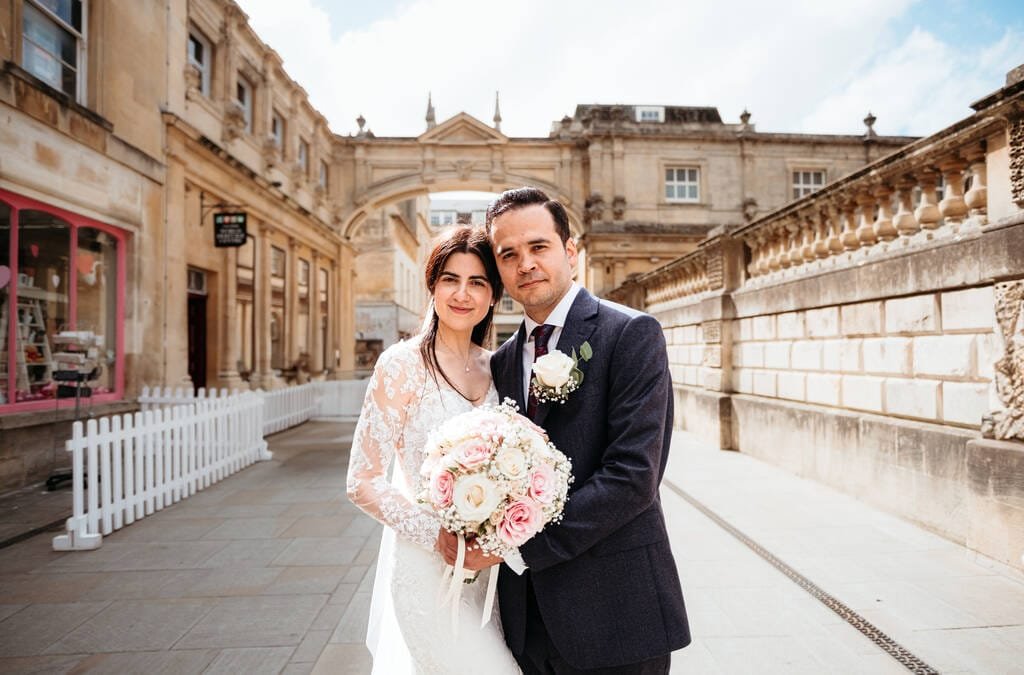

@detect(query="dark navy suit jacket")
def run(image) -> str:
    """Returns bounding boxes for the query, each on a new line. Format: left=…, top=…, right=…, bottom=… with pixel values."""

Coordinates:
left=491, top=288, right=690, bottom=670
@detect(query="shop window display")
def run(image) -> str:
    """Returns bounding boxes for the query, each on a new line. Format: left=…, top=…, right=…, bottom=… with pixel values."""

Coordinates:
left=0, top=190, right=125, bottom=410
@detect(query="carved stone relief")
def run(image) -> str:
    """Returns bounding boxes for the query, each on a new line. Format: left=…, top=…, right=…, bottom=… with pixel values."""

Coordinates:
left=1009, top=115, right=1024, bottom=208
left=982, top=280, right=1024, bottom=441
left=584, top=193, right=605, bottom=224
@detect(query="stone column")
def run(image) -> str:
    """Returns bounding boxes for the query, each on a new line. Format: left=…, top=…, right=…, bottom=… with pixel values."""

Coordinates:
left=286, top=237, right=299, bottom=366
left=310, top=251, right=323, bottom=373
left=252, top=225, right=274, bottom=389
left=165, top=152, right=191, bottom=387
left=328, top=259, right=339, bottom=375
left=217, top=246, right=245, bottom=390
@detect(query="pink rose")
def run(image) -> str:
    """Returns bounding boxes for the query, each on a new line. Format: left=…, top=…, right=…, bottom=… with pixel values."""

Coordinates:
left=453, top=439, right=493, bottom=470
left=430, top=468, right=454, bottom=508
left=498, top=498, right=543, bottom=547
left=528, top=464, right=557, bottom=504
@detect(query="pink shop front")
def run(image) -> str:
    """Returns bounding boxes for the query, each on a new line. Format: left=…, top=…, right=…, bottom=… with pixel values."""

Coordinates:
left=0, top=188, right=127, bottom=413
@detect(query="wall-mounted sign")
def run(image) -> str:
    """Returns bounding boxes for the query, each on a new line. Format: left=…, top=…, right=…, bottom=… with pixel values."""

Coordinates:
left=213, top=212, right=247, bottom=247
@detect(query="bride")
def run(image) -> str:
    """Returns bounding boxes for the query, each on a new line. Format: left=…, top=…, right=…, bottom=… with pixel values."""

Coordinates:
left=346, top=226, right=521, bottom=674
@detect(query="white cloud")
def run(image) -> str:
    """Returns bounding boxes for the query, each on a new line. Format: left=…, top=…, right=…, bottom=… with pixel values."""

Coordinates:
left=799, top=26, right=1024, bottom=135
left=237, top=0, right=1020, bottom=139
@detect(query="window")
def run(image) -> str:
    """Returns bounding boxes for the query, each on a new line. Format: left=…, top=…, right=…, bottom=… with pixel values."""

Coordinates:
left=271, top=111, right=284, bottom=153
left=665, top=167, right=700, bottom=202
left=636, top=106, right=665, bottom=123
left=792, top=170, right=826, bottom=200
left=319, top=160, right=328, bottom=190
left=430, top=210, right=456, bottom=226
left=298, top=139, right=309, bottom=175
left=187, top=29, right=211, bottom=97
left=21, top=0, right=86, bottom=102
left=499, top=291, right=515, bottom=313
left=471, top=210, right=486, bottom=225
left=236, top=75, right=252, bottom=133
left=270, top=246, right=285, bottom=277
left=186, top=268, right=207, bottom=294
left=0, top=188, right=126, bottom=411
left=299, top=259, right=310, bottom=287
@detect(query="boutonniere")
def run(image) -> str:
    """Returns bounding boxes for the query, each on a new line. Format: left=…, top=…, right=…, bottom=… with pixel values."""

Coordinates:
left=531, top=342, right=593, bottom=405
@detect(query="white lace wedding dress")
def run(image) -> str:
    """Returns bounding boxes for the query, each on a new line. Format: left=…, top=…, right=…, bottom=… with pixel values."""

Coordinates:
left=346, top=336, right=522, bottom=675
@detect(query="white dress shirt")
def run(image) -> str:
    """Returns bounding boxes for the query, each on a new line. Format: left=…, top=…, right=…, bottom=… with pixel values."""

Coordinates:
left=505, top=282, right=582, bottom=575
left=521, top=282, right=582, bottom=403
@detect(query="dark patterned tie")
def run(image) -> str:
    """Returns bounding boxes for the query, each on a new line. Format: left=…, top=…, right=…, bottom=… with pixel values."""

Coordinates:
left=526, top=324, right=555, bottom=420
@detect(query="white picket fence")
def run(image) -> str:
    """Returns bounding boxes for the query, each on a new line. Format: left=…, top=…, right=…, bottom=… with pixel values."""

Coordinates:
left=52, top=391, right=269, bottom=551
left=53, top=380, right=370, bottom=551
left=138, top=381, right=369, bottom=432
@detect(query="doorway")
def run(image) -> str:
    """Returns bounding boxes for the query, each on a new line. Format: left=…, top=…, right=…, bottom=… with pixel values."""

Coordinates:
left=187, top=294, right=207, bottom=392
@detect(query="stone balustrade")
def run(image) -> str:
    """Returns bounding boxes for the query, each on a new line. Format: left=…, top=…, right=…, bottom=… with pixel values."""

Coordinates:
left=738, top=135, right=998, bottom=287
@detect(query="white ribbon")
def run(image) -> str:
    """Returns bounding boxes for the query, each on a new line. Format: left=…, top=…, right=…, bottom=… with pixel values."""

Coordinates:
left=481, top=564, right=499, bottom=628
left=438, top=534, right=501, bottom=634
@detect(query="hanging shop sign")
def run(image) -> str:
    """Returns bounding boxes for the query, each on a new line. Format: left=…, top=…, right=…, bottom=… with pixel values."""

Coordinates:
left=213, top=212, right=248, bottom=247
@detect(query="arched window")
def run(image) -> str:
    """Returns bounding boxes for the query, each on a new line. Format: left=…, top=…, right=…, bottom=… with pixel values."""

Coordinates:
left=0, top=189, right=126, bottom=411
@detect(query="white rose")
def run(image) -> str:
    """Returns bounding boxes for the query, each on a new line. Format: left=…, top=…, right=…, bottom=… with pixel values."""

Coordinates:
left=452, top=474, right=503, bottom=525
left=495, top=447, right=527, bottom=479
left=532, top=350, right=575, bottom=387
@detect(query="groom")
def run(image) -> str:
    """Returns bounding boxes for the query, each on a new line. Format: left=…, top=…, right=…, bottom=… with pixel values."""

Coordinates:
left=442, top=187, right=690, bottom=673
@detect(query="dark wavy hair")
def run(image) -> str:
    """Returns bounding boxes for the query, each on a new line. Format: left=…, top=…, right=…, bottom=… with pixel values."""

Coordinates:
left=485, top=186, right=571, bottom=244
left=420, top=226, right=503, bottom=401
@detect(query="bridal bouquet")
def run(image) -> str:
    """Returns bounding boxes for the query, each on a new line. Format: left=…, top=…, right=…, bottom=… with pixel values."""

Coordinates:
left=418, top=399, right=573, bottom=629
left=419, top=399, right=573, bottom=556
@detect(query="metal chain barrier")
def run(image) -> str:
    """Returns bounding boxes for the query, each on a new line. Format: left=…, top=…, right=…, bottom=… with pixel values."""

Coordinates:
left=664, top=480, right=941, bottom=675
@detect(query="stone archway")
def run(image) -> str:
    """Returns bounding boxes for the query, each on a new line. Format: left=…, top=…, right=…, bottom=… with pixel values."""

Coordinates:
left=337, top=112, right=585, bottom=242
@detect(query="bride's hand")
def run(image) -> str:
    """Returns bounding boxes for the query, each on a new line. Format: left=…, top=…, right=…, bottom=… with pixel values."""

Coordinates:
left=437, top=529, right=459, bottom=564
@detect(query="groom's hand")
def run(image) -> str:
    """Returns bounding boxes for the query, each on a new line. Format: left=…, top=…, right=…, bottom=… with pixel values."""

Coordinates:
left=462, top=540, right=501, bottom=571
left=436, top=530, right=501, bottom=570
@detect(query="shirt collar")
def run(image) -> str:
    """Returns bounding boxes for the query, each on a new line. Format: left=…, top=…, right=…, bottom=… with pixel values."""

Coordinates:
left=524, top=282, right=581, bottom=340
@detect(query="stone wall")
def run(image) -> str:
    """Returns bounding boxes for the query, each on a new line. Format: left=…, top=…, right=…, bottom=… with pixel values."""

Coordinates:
left=612, top=72, right=1024, bottom=571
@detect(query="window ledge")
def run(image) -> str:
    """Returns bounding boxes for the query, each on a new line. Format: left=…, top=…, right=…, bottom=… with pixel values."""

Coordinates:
left=0, top=400, right=136, bottom=430
left=3, top=61, right=113, bottom=132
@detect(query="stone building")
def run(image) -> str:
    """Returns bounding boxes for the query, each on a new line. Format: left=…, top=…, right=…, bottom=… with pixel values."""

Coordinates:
left=607, top=67, right=1024, bottom=572
left=566, top=105, right=914, bottom=295
left=351, top=196, right=431, bottom=368
left=0, top=0, right=353, bottom=491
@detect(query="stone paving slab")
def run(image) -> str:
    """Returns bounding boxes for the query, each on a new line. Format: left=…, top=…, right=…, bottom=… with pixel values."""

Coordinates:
left=665, top=432, right=1024, bottom=674
left=0, top=420, right=1021, bottom=674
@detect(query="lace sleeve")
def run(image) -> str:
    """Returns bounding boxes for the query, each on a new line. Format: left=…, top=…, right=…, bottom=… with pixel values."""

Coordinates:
left=346, top=343, right=441, bottom=551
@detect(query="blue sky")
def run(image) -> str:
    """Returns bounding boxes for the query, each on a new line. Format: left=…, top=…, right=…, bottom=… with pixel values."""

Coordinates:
left=237, top=0, right=1023, bottom=138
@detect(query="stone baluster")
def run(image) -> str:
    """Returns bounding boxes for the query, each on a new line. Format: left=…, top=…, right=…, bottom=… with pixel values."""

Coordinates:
left=964, top=146, right=988, bottom=219
left=813, top=210, right=830, bottom=259
left=872, top=184, right=897, bottom=241
left=893, top=176, right=920, bottom=237
left=754, top=232, right=770, bottom=276
left=840, top=200, right=860, bottom=251
left=915, top=169, right=941, bottom=230
left=939, top=158, right=968, bottom=227
left=769, top=226, right=785, bottom=271
left=855, top=190, right=878, bottom=246
left=800, top=214, right=816, bottom=262
left=784, top=220, right=801, bottom=268
left=825, top=204, right=844, bottom=255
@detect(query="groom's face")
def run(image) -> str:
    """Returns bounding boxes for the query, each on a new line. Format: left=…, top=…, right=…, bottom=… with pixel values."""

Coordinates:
left=490, top=203, right=577, bottom=322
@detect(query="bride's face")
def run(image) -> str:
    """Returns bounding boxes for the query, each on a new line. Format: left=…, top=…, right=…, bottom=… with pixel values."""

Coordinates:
left=432, top=252, right=493, bottom=334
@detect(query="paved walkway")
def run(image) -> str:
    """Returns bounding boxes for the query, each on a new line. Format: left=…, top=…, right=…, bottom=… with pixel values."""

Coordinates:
left=0, top=420, right=1020, bottom=674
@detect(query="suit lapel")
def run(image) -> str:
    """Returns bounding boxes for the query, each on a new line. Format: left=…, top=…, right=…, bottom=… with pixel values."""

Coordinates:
left=534, top=290, right=600, bottom=428
left=510, top=322, right=527, bottom=412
